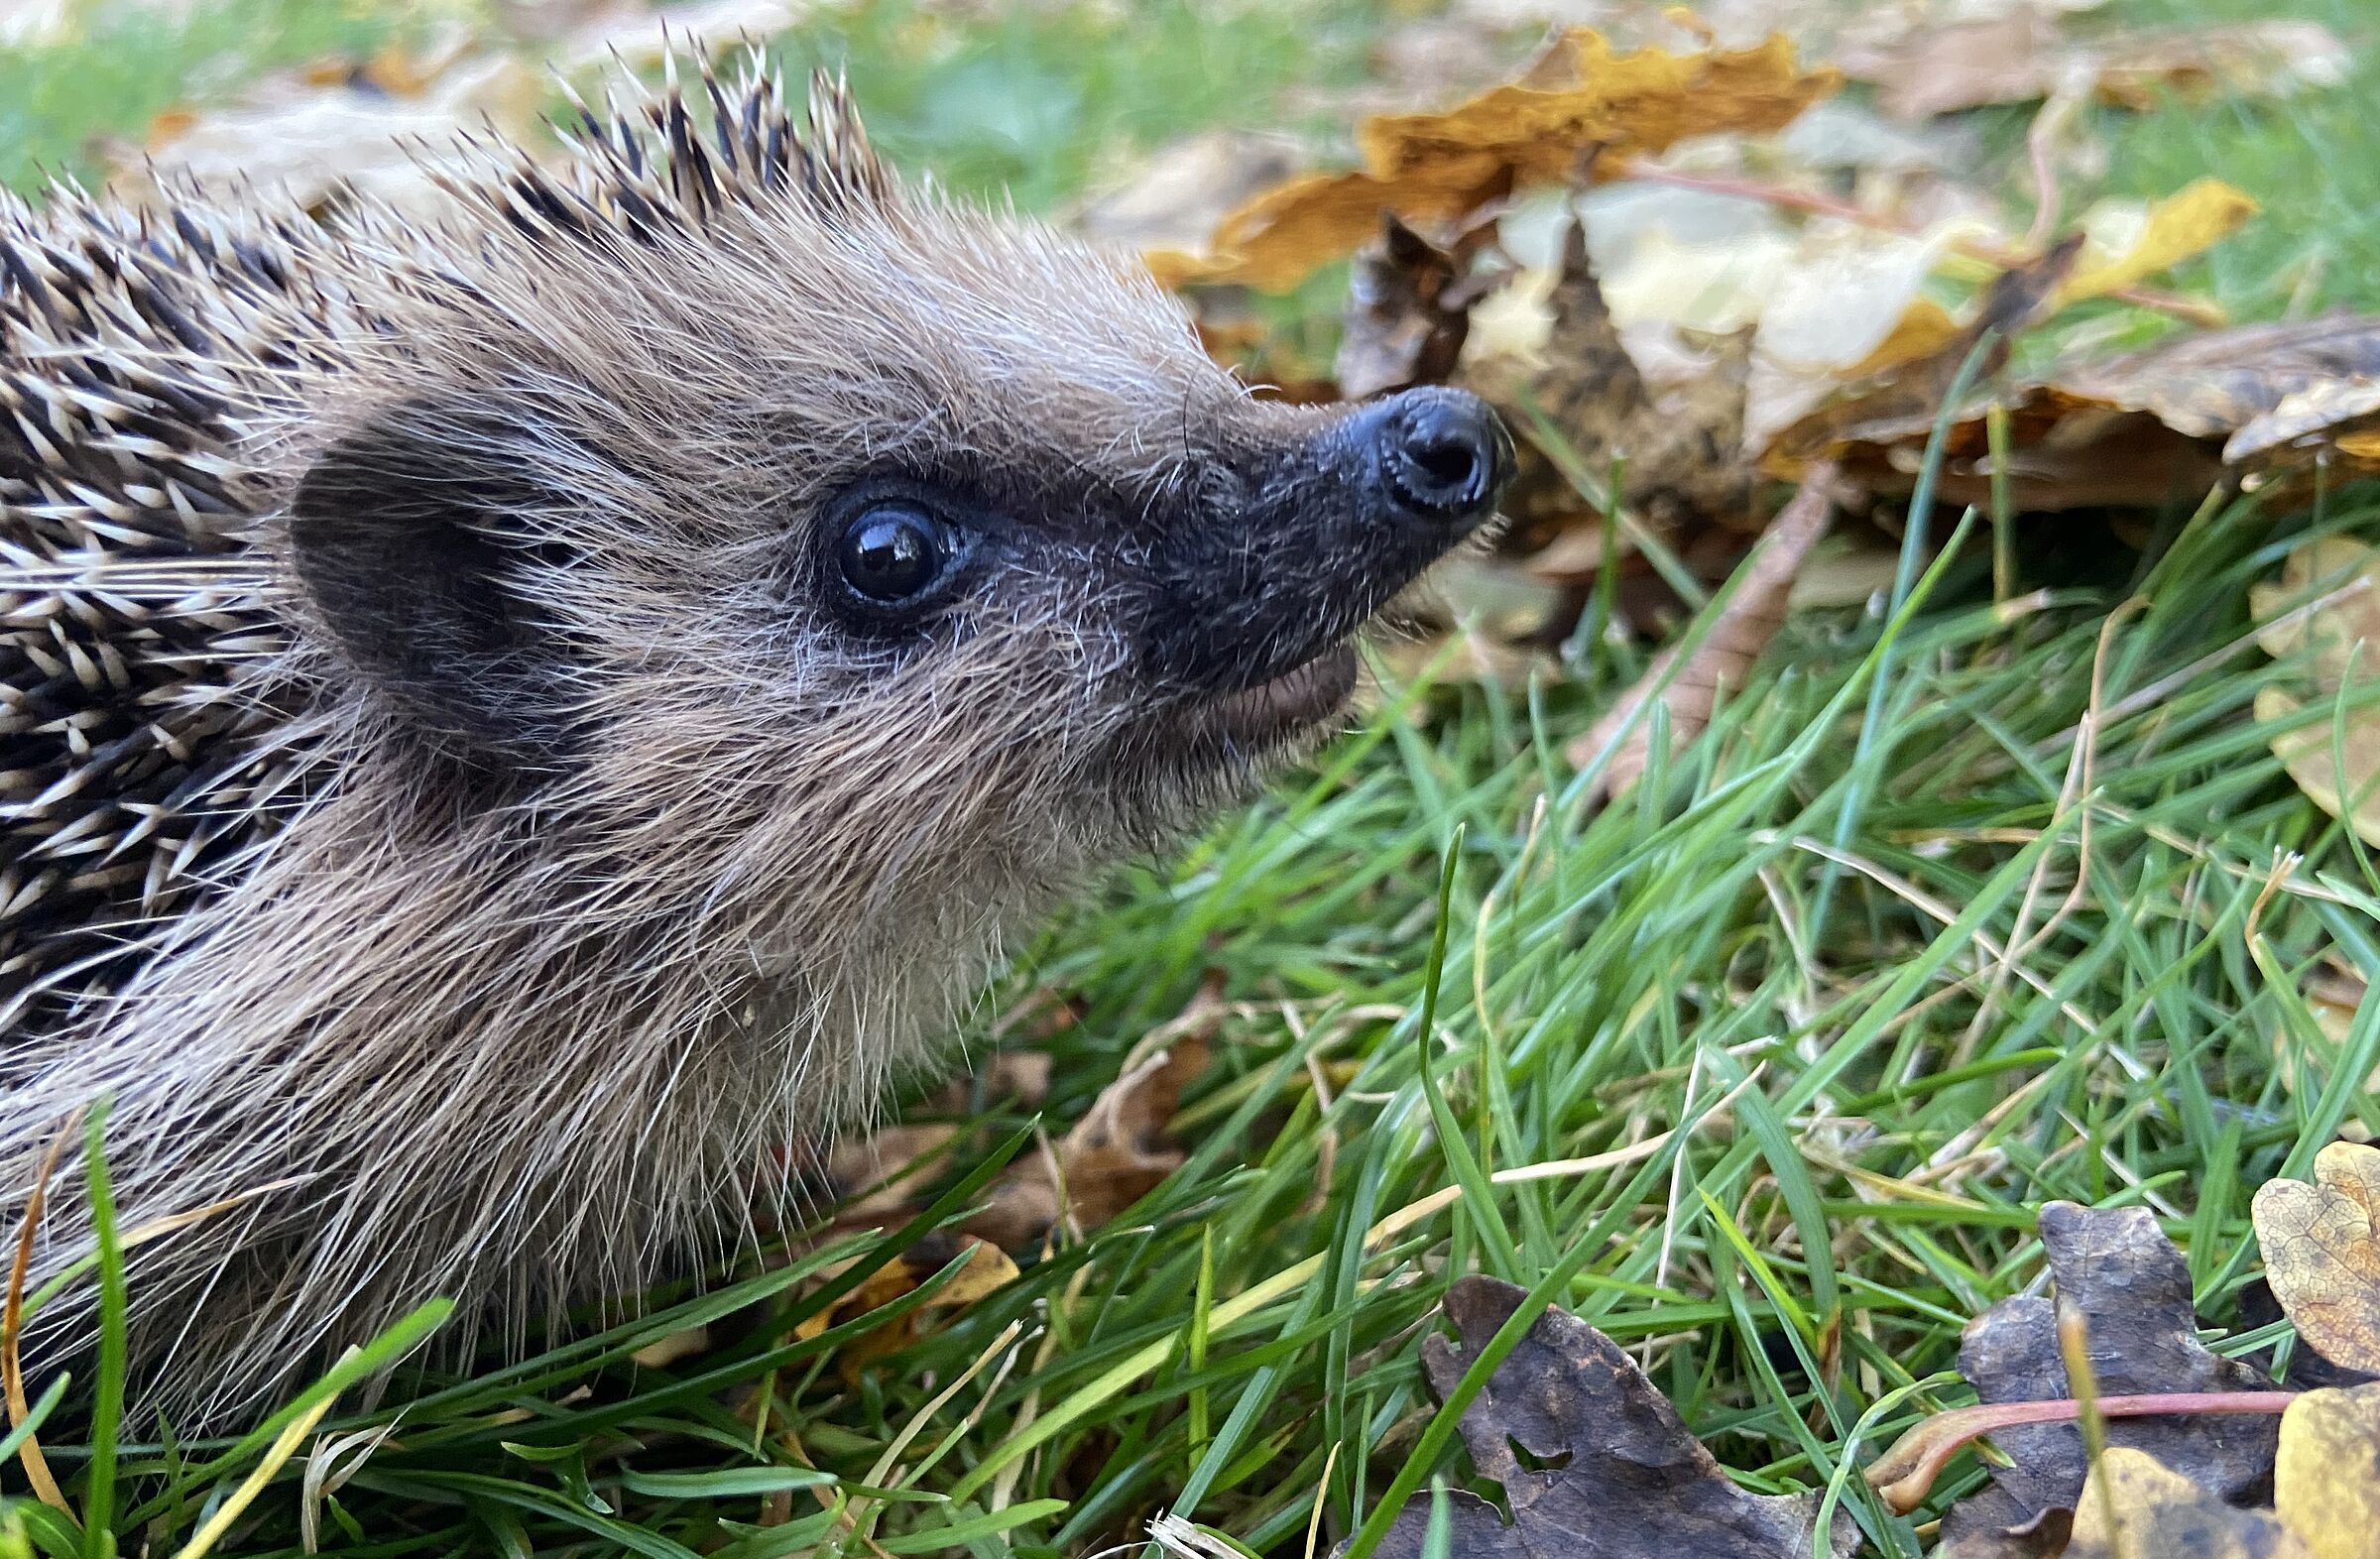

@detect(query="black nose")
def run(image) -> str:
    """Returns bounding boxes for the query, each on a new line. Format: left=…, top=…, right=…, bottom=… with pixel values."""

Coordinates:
left=1371, top=387, right=1511, bottom=528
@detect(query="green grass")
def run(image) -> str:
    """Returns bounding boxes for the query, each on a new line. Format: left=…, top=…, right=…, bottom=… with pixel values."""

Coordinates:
left=0, top=0, right=405, bottom=195
left=6, top=1, right=2380, bottom=1556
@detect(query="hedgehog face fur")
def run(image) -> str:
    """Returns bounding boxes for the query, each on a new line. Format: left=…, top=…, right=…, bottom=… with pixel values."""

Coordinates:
left=0, top=68, right=1506, bottom=1420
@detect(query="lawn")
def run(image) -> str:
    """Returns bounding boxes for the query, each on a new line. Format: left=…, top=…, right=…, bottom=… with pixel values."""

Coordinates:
left=3, top=0, right=2376, bottom=1556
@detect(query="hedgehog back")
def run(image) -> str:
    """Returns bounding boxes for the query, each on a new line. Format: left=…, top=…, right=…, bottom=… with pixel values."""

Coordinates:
left=0, top=191, right=321, bottom=1039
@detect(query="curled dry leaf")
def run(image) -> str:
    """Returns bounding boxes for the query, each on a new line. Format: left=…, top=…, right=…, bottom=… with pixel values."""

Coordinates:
left=1156, top=30, right=1838, bottom=292
left=1336, top=214, right=1507, bottom=400
left=1944, top=1203, right=2286, bottom=1541
left=1773, top=309, right=2380, bottom=511
left=2253, top=1142, right=2380, bottom=1379
left=2063, top=1447, right=2312, bottom=1559
left=1340, top=1276, right=1857, bottom=1559
left=1477, top=220, right=1761, bottom=539
left=1566, top=462, right=1842, bottom=791
left=968, top=1032, right=1211, bottom=1251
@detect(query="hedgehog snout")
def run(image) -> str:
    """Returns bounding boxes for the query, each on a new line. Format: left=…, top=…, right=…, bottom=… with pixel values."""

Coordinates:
left=1353, top=386, right=1512, bottom=533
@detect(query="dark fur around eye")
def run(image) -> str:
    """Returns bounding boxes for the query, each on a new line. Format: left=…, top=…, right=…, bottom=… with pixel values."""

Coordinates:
left=813, top=478, right=984, bottom=634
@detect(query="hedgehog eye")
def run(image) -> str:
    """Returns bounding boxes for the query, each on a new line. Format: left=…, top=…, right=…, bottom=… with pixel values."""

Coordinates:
left=836, top=503, right=949, bottom=603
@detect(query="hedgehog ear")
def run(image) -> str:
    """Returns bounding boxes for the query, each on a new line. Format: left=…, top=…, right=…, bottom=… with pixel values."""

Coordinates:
left=289, top=404, right=577, bottom=772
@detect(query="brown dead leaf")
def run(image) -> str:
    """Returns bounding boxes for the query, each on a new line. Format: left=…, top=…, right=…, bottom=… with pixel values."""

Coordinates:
left=123, top=53, right=547, bottom=214
left=1171, top=30, right=1838, bottom=292
left=2254, top=1142, right=2380, bottom=1379
left=2274, top=1382, right=2380, bottom=1559
left=1844, top=17, right=2348, bottom=122
left=1844, top=9, right=2081, bottom=123
left=1078, top=130, right=1306, bottom=258
left=1337, top=214, right=1508, bottom=400
left=828, top=1124, right=964, bottom=1221
left=1339, top=1276, right=1858, bottom=1559
left=2229, top=380, right=2380, bottom=471
left=968, top=1032, right=1212, bottom=1251
left=2089, top=22, right=2352, bottom=111
left=2064, top=1448, right=2313, bottom=1559
left=1775, top=312, right=2380, bottom=510
left=1947, top=1204, right=2288, bottom=1537
left=791, top=1233, right=1020, bottom=1379
left=2256, top=684, right=2380, bottom=850
left=1478, top=219, right=1762, bottom=540
left=1567, top=462, right=1842, bottom=789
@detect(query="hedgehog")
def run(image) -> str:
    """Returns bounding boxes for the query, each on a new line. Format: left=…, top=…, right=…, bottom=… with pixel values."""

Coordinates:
left=0, top=61, right=1509, bottom=1422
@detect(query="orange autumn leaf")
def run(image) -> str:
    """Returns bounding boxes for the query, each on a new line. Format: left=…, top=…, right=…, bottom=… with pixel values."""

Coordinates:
left=1171, top=30, right=1839, bottom=293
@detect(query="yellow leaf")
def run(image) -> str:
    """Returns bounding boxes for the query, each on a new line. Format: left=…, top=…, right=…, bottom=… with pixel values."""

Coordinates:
left=2067, top=1447, right=2313, bottom=1558
left=1172, top=30, right=1838, bottom=292
left=2276, top=1383, right=2380, bottom=1559
left=1841, top=298, right=1964, bottom=381
left=2050, top=177, right=2259, bottom=310
left=2249, top=536, right=2380, bottom=672
left=2257, top=685, right=2380, bottom=848
left=2253, top=1141, right=2380, bottom=1377
left=1185, top=163, right=1505, bottom=292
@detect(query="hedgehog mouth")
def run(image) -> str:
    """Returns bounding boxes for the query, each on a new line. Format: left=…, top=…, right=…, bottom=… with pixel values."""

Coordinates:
left=1176, top=643, right=1362, bottom=756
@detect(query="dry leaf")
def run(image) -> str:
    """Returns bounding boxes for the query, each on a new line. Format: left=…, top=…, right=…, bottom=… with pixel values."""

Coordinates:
left=1171, top=30, right=1838, bottom=291
left=2048, top=178, right=2260, bottom=310
left=1476, top=220, right=1761, bottom=540
left=967, top=1032, right=1212, bottom=1251
left=1340, top=1276, right=1858, bottom=1559
left=2254, top=1142, right=2380, bottom=1379
left=1774, top=311, right=2380, bottom=509
left=1844, top=9, right=2081, bottom=123
left=2275, top=1383, right=2380, bottom=1559
left=1337, top=214, right=1507, bottom=400
left=791, top=1233, right=1019, bottom=1379
left=1567, top=463, right=1841, bottom=789
left=1079, top=130, right=1306, bottom=257
left=2229, top=380, right=2380, bottom=471
left=2064, top=1447, right=2313, bottom=1559
left=828, top=1124, right=964, bottom=1221
left=124, top=56, right=544, bottom=213
left=1947, top=1204, right=2288, bottom=1537
left=2089, top=22, right=2352, bottom=110
left=2252, top=538, right=2380, bottom=848
left=1844, top=16, right=2349, bottom=121
left=2256, top=685, right=2380, bottom=849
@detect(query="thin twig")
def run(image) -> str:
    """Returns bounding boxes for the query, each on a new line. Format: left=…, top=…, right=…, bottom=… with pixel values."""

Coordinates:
left=1867, top=1389, right=2295, bottom=1514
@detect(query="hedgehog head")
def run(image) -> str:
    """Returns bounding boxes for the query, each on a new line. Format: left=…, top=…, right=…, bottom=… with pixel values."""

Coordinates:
left=277, top=74, right=1510, bottom=942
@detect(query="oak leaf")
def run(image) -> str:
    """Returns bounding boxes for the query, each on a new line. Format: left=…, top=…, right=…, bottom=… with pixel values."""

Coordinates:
left=1342, top=1276, right=1857, bottom=1559
left=1946, top=1204, right=2287, bottom=1538
left=2254, top=1142, right=2380, bottom=1379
